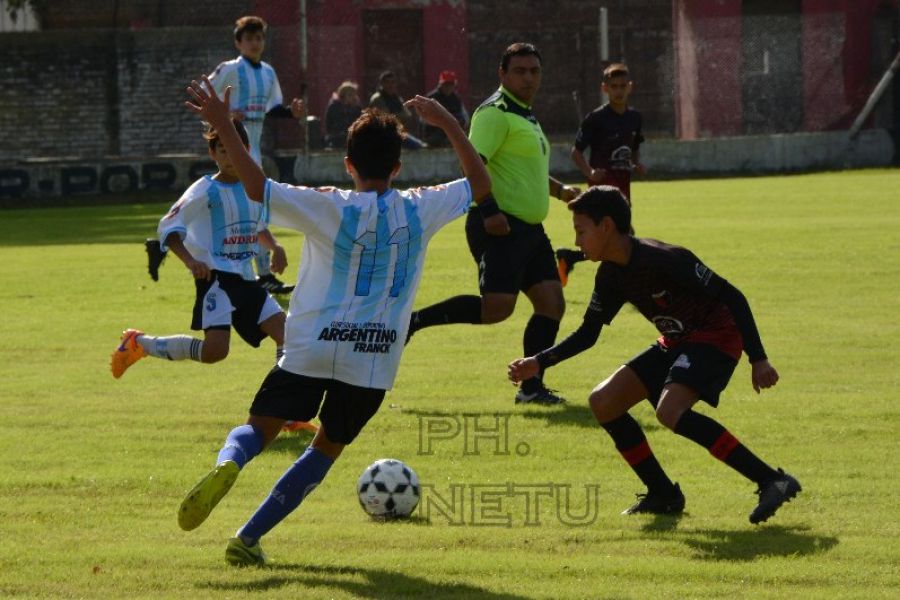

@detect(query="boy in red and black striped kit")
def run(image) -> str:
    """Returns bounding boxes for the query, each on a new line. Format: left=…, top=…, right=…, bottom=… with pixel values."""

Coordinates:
left=508, top=186, right=800, bottom=523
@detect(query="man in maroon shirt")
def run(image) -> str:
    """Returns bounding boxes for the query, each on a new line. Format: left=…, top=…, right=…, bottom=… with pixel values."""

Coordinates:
left=557, top=63, right=645, bottom=285
left=508, top=186, right=801, bottom=524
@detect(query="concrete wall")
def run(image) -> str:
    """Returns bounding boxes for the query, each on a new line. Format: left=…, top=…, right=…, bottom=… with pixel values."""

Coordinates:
left=2, top=131, right=893, bottom=203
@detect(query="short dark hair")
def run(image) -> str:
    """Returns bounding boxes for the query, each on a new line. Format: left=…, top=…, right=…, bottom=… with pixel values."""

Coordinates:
left=603, top=62, right=629, bottom=82
left=568, top=186, right=631, bottom=233
left=379, top=70, right=396, bottom=83
left=204, top=119, right=249, bottom=151
left=234, top=15, right=266, bottom=41
left=346, top=109, right=403, bottom=180
left=500, top=43, right=542, bottom=72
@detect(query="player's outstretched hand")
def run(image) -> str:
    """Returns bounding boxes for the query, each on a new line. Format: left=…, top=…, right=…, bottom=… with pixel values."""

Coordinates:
left=751, top=359, right=779, bottom=394
left=508, top=357, right=540, bottom=384
left=404, top=95, right=456, bottom=130
left=560, top=185, right=581, bottom=202
left=185, top=75, right=231, bottom=129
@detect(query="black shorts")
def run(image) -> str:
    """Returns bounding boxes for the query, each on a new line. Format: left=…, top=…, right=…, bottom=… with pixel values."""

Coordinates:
left=249, top=367, right=385, bottom=444
left=465, top=209, right=560, bottom=295
left=626, top=342, right=738, bottom=408
left=191, top=270, right=282, bottom=348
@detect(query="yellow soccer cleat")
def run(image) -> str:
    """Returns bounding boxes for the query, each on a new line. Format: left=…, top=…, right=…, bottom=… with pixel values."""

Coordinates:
left=225, top=536, right=267, bottom=567
left=178, top=460, right=240, bottom=531
left=110, top=329, right=148, bottom=379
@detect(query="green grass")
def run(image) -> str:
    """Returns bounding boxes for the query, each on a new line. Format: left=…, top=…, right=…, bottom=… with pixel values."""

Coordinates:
left=1, top=169, right=898, bottom=598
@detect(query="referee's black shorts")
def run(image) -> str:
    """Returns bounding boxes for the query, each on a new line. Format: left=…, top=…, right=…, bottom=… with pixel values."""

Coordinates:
left=249, top=367, right=385, bottom=444
left=465, top=209, right=560, bottom=295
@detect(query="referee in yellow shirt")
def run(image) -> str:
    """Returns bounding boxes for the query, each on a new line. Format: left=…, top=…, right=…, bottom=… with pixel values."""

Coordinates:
left=408, top=43, right=579, bottom=405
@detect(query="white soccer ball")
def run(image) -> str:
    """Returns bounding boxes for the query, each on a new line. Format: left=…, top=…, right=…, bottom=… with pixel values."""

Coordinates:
left=357, top=458, right=420, bottom=519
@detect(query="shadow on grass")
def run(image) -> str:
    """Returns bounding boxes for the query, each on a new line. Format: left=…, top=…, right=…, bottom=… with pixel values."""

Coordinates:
left=0, top=202, right=169, bottom=247
left=677, top=524, right=837, bottom=561
left=400, top=405, right=663, bottom=433
left=266, top=429, right=316, bottom=454
left=200, top=562, right=530, bottom=599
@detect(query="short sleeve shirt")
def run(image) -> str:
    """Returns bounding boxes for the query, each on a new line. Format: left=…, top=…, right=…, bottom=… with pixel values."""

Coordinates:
left=574, top=104, right=644, bottom=172
left=265, top=178, right=473, bottom=389
left=157, top=176, right=268, bottom=281
left=469, top=86, right=550, bottom=224
left=209, top=56, right=283, bottom=164
left=586, top=237, right=742, bottom=359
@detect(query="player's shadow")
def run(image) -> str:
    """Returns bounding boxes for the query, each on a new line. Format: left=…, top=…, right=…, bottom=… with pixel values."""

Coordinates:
left=675, top=524, right=838, bottom=561
left=266, top=429, right=316, bottom=454
left=520, top=404, right=664, bottom=433
left=200, top=562, right=530, bottom=599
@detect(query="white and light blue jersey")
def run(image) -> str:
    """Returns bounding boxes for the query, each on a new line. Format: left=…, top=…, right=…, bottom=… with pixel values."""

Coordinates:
left=158, top=176, right=268, bottom=281
left=209, top=56, right=284, bottom=165
left=266, top=178, right=473, bottom=390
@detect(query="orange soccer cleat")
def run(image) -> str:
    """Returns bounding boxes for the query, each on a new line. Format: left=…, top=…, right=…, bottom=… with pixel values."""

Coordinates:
left=110, top=329, right=148, bottom=379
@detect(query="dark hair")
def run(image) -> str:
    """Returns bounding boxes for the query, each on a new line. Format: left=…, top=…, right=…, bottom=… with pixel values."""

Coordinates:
left=234, top=15, right=267, bottom=41
left=346, top=109, right=403, bottom=180
left=378, top=70, right=396, bottom=83
left=204, top=119, right=249, bottom=151
left=603, top=62, right=629, bottom=82
left=500, top=42, right=542, bottom=72
left=568, top=186, right=631, bottom=233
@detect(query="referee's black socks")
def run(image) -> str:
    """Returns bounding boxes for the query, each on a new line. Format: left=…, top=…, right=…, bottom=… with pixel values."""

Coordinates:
left=409, top=295, right=483, bottom=331
left=521, top=314, right=560, bottom=393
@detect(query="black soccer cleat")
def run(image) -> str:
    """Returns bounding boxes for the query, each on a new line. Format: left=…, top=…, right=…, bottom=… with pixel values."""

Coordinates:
left=622, top=483, right=686, bottom=515
left=145, top=238, right=167, bottom=282
left=514, top=386, right=566, bottom=405
left=749, top=469, right=801, bottom=524
left=555, top=248, right=584, bottom=287
left=257, top=273, right=295, bottom=295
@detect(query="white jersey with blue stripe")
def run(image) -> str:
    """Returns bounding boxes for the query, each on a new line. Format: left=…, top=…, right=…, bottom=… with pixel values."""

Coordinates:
left=266, top=178, right=473, bottom=390
left=209, top=56, right=283, bottom=165
left=158, top=176, right=268, bottom=281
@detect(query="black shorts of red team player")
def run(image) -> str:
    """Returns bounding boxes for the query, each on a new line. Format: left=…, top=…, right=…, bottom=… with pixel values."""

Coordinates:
left=464, top=209, right=560, bottom=295
left=626, top=341, right=739, bottom=408
left=249, top=367, right=385, bottom=444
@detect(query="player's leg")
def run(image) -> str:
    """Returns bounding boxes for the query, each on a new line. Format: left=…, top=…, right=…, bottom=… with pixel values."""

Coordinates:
left=228, top=381, right=384, bottom=566
left=178, top=368, right=323, bottom=533
left=407, top=211, right=517, bottom=341
left=199, top=328, right=230, bottom=363
left=592, top=361, right=684, bottom=515
left=555, top=248, right=587, bottom=286
left=517, top=227, right=566, bottom=403
left=110, top=330, right=207, bottom=378
left=657, top=344, right=800, bottom=523
left=144, top=238, right=167, bottom=282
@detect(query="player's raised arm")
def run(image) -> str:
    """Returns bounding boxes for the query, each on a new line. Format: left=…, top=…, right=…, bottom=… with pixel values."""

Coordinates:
left=405, top=95, right=490, bottom=201
left=185, top=76, right=266, bottom=202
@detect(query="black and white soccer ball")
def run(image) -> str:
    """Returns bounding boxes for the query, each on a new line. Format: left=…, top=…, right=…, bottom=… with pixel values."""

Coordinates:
left=357, top=458, right=420, bottom=519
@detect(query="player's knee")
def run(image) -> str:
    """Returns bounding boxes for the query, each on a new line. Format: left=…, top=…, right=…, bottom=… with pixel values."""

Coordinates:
left=654, top=403, right=682, bottom=432
left=588, top=389, right=616, bottom=424
left=201, top=344, right=229, bottom=363
left=481, top=300, right=515, bottom=323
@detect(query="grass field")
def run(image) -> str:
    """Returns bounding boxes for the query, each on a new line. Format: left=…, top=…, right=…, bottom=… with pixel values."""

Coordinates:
left=1, top=169, right=898, bottom=599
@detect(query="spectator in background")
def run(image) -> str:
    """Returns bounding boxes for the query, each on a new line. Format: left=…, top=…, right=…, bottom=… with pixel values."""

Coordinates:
left=424, top=70, right=469, bottom=147
left=324, top=80, right=362, bottom=149
left=369, top=70, right=426, bottom=149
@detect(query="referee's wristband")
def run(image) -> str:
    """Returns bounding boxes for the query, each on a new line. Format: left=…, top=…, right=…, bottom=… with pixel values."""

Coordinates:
left=477, top=195, right=501, bottom=219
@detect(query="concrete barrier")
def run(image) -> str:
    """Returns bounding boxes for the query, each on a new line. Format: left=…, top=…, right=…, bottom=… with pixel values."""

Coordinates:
left=1, top=129, right=894, bottom=202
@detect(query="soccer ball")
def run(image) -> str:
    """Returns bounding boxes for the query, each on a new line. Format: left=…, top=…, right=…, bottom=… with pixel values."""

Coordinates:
left=357, top=458, right=420, bottom=519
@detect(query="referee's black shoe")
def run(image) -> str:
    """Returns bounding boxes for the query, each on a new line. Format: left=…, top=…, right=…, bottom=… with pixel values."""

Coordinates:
left=145, top=238, right=167, bottom=282
left=749, top=469, right=801, bottom=524
left=622, top=483, right=685, bottom=515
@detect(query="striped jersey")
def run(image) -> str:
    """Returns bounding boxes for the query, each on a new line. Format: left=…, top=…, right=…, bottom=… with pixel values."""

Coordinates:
left=209, top=56, right=284, bottom=165
left=158, top=176, right=268, bottom=281
left=265, top=178, right=473, bottom=390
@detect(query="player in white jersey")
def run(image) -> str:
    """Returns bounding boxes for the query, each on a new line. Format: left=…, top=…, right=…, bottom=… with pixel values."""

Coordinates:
left=111, top=120, right=288, bottom=380
left=176, top=75, right=494, bottom=567
left=144, top=16, right=303, bottom=293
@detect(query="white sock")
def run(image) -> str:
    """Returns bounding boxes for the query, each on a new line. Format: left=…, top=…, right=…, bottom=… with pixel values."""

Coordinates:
left=137, top=335, right=203, bottom=361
